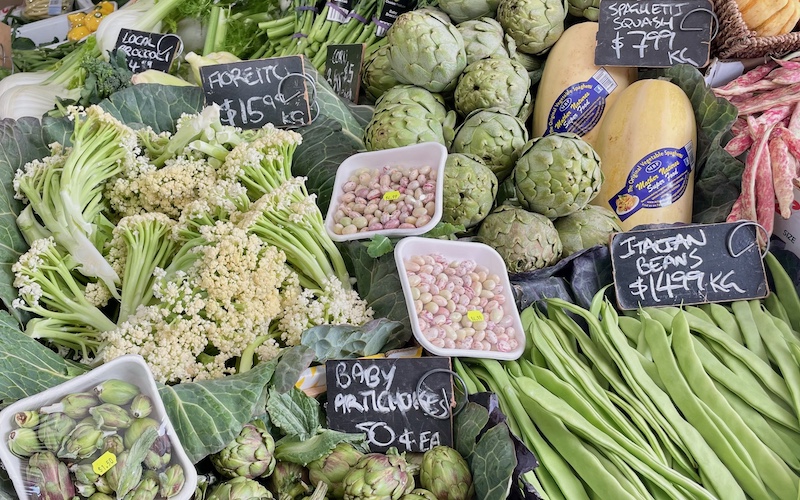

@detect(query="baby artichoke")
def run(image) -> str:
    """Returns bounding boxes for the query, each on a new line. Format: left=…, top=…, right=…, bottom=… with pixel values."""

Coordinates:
left=308, top=442, right=364, bottom=498
left=210, top=420, right=276, bottom=479
left=342, top=452, right=415, bottom=500
left=419, top=446, right=473, bottom=500
left=206, top=476, right=274, bottom=499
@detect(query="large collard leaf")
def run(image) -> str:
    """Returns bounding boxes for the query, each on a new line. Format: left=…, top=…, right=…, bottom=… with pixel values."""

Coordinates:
left=272, top=345, right=315, bottom=393
left=267, top=386, right=324, bottom=440
left=340, top=241, right=411, bottom=333
left=0, top=311, right=88, bottom=408
left=99, top=83, right=204, bottom=133
left=301, top=318, right=410, bottom=362
left=472, top=424, right=516, bottom=500
left=308, top=66, right=374, bottom=134
left=0, top=118, right=54, bottom=324
left=661, top=64, right=743, bottom=224
left=157, top=358, right=279, bottom=463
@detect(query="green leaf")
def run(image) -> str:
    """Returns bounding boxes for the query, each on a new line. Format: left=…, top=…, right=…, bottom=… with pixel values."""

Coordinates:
left=274, top=429, right=366, bottom=466
left=340, top=241, right=411, bottom=333
left=266, top=386, right=324, bottom=440
left=0, top=311, right=88, bottom=408
left=423, top=222, right=465, bottom=240
left=99, top=83, right=204, bottom=133
left=454, top=402, right=490, bottom=462
left=367, top=235, right=394, bottom=258
left=157, top=358, right=278, bottom=463
left=661, top=64, right=743, bottom=224
left=272, top=345, right=315, bottom=393
left=300, top=318, right=410, bottom=362
left=471, top=424, right=516, bottom=500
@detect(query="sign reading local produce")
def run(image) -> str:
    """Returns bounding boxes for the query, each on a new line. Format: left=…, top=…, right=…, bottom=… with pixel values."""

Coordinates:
left=325, top=44, right=364, bottom=103
left=325, top=357, right=455, bottom=453
left=114, top=29, right=181, bottom=73
left=610, top=222, right=769, bottom=310
left=199, top=55, right=312, bottom=130
left=595, top=0, right=714, bottom=68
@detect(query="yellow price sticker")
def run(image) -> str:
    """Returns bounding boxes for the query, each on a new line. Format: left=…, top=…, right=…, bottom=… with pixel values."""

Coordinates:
left=92, top=451, right=117, bottom=476
left=383, top=190, right=401, bottom=201
left=467, top=310, right=484, bottom=322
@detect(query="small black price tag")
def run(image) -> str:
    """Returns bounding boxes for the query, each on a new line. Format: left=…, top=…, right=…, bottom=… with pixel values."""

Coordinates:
left=199, top=55, right=312, bottom=130
left=375, top=0, right=417, bottom=36
left=325, top=44, right=364, bottom=103
left=325, top=357, right=455, bottom=453
left=595, top=0, right=714, bottom=68
left=114, top=29, right=181, bottom=74
left=610, top=222, right=769, bottom=310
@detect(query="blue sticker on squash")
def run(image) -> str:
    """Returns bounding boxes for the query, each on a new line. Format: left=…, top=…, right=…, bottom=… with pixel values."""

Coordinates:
left=609, top=142, right=694, bottom=221
left=545, top=68, right=618, bottom=137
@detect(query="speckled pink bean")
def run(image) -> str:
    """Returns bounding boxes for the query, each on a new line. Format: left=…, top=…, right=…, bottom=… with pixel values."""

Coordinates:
left=497, top=340, right=511, bottom=352
left=383, top=219, right=401, bottom=229
left=399, top=223, right=416, bottom=229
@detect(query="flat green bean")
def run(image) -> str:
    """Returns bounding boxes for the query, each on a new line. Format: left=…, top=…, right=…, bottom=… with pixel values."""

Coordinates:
left=584, top=442, right=651, bottom=499
left=453, top=358, right=479, bottom=395
left=618, top=315, right=642, bottom=345
left=765, top=293, right=794, bottom=335
left=605, top=391, right=676, bottom=472
left=765, top=252, right=800, bottom=333
left=732, top=300, right=770, bottom=362
left=702, top=303, right=744, bottom=344
left=753, top=304, right=800, bottom=429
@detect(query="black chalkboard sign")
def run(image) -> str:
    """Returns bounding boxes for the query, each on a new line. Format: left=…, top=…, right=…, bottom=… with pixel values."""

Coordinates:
left=595, top=0, right=714, bottom=68
left=114, top=29, right=181, bottom=73
left=375, top=0, right=417, bottom=36
left=199, top=55, right=312, bottom=130
left=326, top=357, right=454, bottom=453
left=610, top=222, right=769, bottom=310
left=325, top=44, right=364, bottom=103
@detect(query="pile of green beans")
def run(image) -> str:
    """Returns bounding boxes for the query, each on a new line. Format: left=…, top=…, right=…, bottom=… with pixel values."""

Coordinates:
left=454, top=252, right=800, bottom=499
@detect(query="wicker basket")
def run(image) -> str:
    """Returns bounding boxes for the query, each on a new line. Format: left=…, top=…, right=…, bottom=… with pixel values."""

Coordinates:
left=712, top=0, right=800, bottom=59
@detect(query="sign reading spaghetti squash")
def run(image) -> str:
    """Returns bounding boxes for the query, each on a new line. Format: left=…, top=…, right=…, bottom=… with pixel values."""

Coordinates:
left=595, top=0, right=714, bottom=68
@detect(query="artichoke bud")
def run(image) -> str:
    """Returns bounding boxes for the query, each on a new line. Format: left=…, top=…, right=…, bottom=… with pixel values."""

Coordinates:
left=8, top=427, right=40, bottom=458
left=129, top=394, right=153, bottom=419
left=209, top=421, right=276, bottom=479
left=40, top=392, right=99, bottom=419
left=94, top=475, right=114, bottom=494
left=26, top=451, right=76, bottom=500
left=308, top=442, right=364, bottom=498
left=269, top=461, right=310, bottom=498
left=124, top=417, right=161, bottom=449
left=127, top=469, right=159, bottom=500
left=93, top=379, right=141, bottom=406
left=143, top=433, right=172, bottom=470
left=420, top=445, right=474, bottom=500
left=70, top=462, right=100, bottom=484
left=405, top=488, right=439, bottom=500
left=57, top=421, right=105, bottom=460
left=87, top=493, right=114, bottom=500
left=37, top=412, right=76, bottom=453
left=75, top=481, right=97, bottom=497
left=158, top=463, right=186, bottom=498
left=206, top=476, right=273, bottom=499
left=101, top=434, right=124, bottom=455
left=89, top=403, right=133, bottom=431
left=105, top=450, right=141, bottom=493
left=14, top=410, right=40, bottom=429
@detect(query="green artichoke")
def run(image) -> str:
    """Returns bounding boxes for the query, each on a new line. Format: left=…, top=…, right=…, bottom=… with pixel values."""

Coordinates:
left=457, top=18, right=515, bottom=65
left=513, top=52, right=545, bottom=85
left=342, top=452, right=415, bottom=500
left=478, top=206, right=562, bottom=273
left=206, top=476, right=274, bottom=499
left=439, top=0, right=500, bottom=25
left=402, top=489, right=438, bottom=500
left=450, top=108, right=528, bottom=181
left=210, top=420, right=276, bottom=479
left=442, top=154, right=497, bottom=230
left=127, top=470, right=159, bottom=500
left=496, top=0, right=565, bottom=54
left=362, top=45, right=401, bottom=102
left=364, top=86, right=456, bottom=151
left=513, top=133, right=602, bottom=219
left=308, top=442, right=364, bottom=499
left=555, top=204, right=621, bottom=256
left=568, top=0, right=600, bottom=20
left=420, top=447, right=473, bottom=500
left=269, top=461, right=311, bottom=499
left=26, top=451, right=75, bottom=500
left=454, top=57, right=532, bottom=120
left=37, top=412, right=76, bottom=453
left=8, top=427, right=39, bottom=458
left=386, top=9, right=467, bottom=93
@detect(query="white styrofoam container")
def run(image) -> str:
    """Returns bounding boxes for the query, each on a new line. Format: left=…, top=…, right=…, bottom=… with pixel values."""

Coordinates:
left=324, top=142, right=447, bottom=242
left=0, top=355, right=197, bottom=499
left=394, top=237, right=525, bottom=361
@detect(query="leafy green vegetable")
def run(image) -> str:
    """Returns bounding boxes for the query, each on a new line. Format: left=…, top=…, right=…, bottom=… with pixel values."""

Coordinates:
left=271, top=345, right=316, bottom=393
left=157, top=358, right=279, bottom=463
left=455, top=402, right=490, bottom=462
left=98, top=83, right=204, bottom=133
left=472, top=424, right=516, bottom=500
left=0, top=311, right=88, bottom=408
left=274, top=430, right=366, bottom=466
left=367, top=235, right=395, bottom=258
left=267, top=387, right=324, bottom=440
left=661, top=64, right=743, bottom=224
left=301, top=318, right=409, bottom=361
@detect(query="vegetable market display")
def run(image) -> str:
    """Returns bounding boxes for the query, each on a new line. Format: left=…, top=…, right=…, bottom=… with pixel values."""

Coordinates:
left=0, top=0, right=800, bottom=498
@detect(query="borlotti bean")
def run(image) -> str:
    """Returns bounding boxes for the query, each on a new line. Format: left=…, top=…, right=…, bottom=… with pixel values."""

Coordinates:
left=404, top=253, right=518, bottom=353
left=331, top=165, right=438, bottom=235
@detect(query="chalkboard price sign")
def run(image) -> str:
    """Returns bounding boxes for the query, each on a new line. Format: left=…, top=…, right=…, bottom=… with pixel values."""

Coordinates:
left=326, top=357, right=454, bottom=453
left=595, top=0, right=714, bottom=68
left=610, top=222, right=769, bottom=310
left=199, top=56, right=312, bottom=130
left=325, top=44, right=364, bottom=103
left=114, top=29, right=181, bottom=73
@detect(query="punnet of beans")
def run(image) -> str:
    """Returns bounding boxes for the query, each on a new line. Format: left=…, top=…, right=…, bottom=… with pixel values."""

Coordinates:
left=404, top=253, right=518, bottom=353
left=332, top=165, right=438, bottom=235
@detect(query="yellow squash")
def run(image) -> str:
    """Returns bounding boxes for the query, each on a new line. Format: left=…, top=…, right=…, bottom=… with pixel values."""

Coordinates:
left=532, top=21, right=637, bottom=150
left=735, top=0, right=800, bottom=36
left=591, top=79, right=697, bottom=231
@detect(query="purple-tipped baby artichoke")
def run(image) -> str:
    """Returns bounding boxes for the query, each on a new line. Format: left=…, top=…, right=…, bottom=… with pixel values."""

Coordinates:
left=402, top=489, right=438, bottom=500
left=70, top=463, right=99, bottom=485
left=90, top=403, right=133, bottom=430
left=26, top=451, right=75, bottom=500
left=102, top=433, right=124, bottom=455
left=93, top=378, right=141, bottom=406
left=130, top=394, right=153, bottom=419
left=144, top=433, right=172, bottom=470
left=124, top=417, right=161, bottom=448
left=37, top=412, right=76, bottom=453
left=159, top=463, right=187, bottom=498
left=210, top=420, right=276, bottom=479
left=420, top=446, right=473, bottom=500
left=8, top=427, right=40, bottom=457
left=40, top=392, right=98, bottom=419
left=342, top=452, right=415, bottom=500
left=308, top=442, right=364, bottom=499
left=87, top=493, right=114, bottom=500
left=14, top=410, right=40, bottom=429
left=206, top=476, right=274, bottom=499
left=75, top=481, right=97, bottom=497
left=269, top=461, right=310, bottom=499
left=128, top=470, right=160, bottom=500
left=57, top=420, right=105, bottom=460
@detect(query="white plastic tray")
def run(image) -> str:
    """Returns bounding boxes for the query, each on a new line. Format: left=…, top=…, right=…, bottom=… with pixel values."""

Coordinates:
left=15, top=1, right=114, bottom=46
left=0, top=355, right=197, bottom=499
left=324, top=142, right=447, bottom=242
left=394, top=237, right=525, bottom=360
